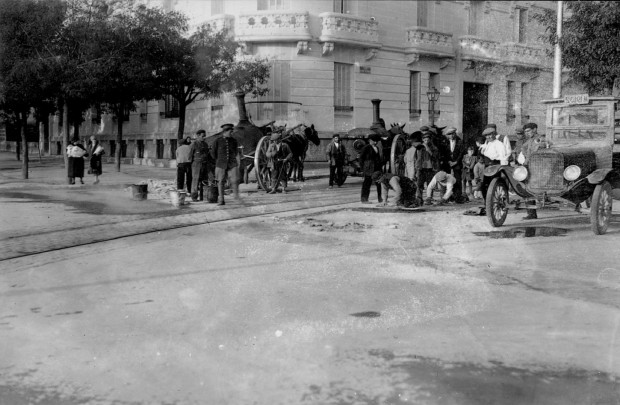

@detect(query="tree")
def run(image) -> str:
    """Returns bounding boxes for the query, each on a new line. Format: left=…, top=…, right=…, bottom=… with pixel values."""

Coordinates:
left=0, top=0, right=65, bottom=178
left=534, top=1, right=620, bottom=95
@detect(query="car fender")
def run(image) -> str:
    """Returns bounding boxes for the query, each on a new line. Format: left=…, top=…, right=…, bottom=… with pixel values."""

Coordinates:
left=587, top=169, right=620, bottom=187
left=483, top=165, right=532, bottom=197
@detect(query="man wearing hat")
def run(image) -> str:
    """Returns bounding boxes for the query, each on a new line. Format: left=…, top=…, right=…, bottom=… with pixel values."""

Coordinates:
left=326, top=133, right=348, bottom=188
left=266, top=131, right=293, bottom=193
left=404, top=131, right=422, bottom=181
left=479, top=127, right=509, bottom=165
left=445, top=127, right=466, bottom=202
left=359, top=134, right=384, bottom=203
left=512, top=128, right=526, bottom=164
left=425, top=170, right=458, bottom=206
left=414, top=131, right=440, bottom=205
left=188, top=129, right=211, bottom=201
left=211, top=123, right=240, bottom=205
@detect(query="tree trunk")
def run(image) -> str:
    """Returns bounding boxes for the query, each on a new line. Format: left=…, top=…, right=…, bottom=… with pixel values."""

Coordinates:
left=20, top=112, right=29, bottom=180
left=177, top=101, right=187, bottom=141
left=116, top=103, right=122, bottom=172
left=63, top=101, right=69, bottom=172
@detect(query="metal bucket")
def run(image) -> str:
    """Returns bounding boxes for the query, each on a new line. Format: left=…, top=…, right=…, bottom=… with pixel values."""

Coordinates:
left=131, top=184, right=148, bottom=200
left=170, top=190, right=187, bottom=207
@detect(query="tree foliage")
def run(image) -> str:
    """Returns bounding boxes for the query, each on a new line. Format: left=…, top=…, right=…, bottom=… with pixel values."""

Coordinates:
left=534, top=1, right=620, bottom=95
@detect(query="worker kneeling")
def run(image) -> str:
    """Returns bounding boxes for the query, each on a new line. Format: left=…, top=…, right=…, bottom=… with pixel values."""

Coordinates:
left=425, top=170, right=464, bottom=206
left=371, top=171, right=419, bottom=208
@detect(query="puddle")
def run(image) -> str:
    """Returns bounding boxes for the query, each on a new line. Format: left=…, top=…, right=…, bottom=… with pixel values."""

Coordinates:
left=473, top=227, right=568, bottom=239
left=350, top=311, right=381, bottom=318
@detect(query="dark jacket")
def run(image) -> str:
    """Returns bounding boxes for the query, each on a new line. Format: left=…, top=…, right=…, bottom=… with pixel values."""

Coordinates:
left=447, top=138, right=465, bottom=170
left=326, top=141, right=347, bottom=166
left=189, top=140, right=210, bottom=164
left=359, top=143, right=382, bottom=176
left=414, top=142, right=440, bottom=172
left=266, top=141, right=293, bottom=170
left=211, top=136, right=239, bottom=170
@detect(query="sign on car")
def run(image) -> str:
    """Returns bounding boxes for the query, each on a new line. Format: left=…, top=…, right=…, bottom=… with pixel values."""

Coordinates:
left=563, top=94, right=590, bottom=105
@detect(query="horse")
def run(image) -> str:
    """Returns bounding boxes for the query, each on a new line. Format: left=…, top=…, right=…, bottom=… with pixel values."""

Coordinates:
left=283, top=124, right=320, bottom=182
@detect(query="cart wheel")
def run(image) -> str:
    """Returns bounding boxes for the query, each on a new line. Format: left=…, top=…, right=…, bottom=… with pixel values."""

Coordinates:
left=486, top=177, right=509, bottom=227
left=254, top=135, right=272, bottom=192
left=590, top=181, right=612, bottom=235
left=390, top=134, right=407, bottom=177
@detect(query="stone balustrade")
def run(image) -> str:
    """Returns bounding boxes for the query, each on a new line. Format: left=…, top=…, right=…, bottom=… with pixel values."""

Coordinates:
left=459, top=35, right=501, bottom=63
left=500, top=42, right=550, bottom=69
left=236, top=11, right=312, bottom=42
left=319, top=12, right=380, bottom=48
left=406, top=26, right=454, bottom=57
left=203, top=14, right=235, bottom=32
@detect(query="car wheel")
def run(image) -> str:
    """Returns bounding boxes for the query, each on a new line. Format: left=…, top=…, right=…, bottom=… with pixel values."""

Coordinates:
left=590, top=181, right=612, bottom=235
left=486, top=177, right=509, bottom=227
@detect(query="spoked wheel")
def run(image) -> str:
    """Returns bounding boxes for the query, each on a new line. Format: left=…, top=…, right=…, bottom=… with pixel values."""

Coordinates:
left=590, top=181, right=612, bottom=235
left=486, top=177, right=509, bottom=227
left=390, top=134, right=407, bottom=177
left=254, top=135, right=272, bottom=192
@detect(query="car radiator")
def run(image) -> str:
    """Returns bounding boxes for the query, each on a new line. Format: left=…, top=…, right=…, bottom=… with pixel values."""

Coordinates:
left=528, top=153, right=564, bottom=192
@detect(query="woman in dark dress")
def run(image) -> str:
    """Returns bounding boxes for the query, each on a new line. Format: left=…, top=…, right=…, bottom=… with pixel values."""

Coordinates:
left=68, top=138, right=87, bottom=184
left=88, top=136, right=105, bottom=184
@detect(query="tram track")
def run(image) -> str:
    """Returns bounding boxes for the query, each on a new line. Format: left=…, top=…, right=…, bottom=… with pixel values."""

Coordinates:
left=0, top=191, right=359, bottom=262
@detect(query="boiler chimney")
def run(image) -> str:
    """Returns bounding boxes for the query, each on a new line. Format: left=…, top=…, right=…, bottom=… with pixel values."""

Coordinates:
left=370, top=99, right=383, bottom=131
left=235, top=91, right=251, bottom=126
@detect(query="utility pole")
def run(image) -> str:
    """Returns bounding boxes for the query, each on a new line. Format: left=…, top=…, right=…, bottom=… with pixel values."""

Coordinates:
left=552, top=1, right=563, bottom=99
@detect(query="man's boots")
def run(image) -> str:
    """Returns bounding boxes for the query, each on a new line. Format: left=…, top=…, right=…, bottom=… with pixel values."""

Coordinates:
left=217, top=180, right=225, bottom=205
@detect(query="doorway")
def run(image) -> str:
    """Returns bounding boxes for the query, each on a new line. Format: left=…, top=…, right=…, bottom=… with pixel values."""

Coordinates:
left=462, top=82, right=489, bottom=146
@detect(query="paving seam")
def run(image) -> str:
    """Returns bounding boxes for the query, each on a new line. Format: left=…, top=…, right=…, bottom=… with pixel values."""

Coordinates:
left=0, top=197, right=357, bottom=262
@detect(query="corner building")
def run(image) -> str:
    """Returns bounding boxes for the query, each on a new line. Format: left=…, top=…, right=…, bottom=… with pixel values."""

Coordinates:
left=42, top=0, right=556, bottom=164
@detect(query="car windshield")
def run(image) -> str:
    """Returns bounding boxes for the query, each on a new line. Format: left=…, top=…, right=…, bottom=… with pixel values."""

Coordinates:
left=551, top=105, right=609, bottom=126
left=548, top=128, right=607, bottom=141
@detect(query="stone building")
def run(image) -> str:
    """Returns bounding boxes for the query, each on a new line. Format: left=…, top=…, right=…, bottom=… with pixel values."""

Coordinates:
left=5, top=0, right=557, bottom=165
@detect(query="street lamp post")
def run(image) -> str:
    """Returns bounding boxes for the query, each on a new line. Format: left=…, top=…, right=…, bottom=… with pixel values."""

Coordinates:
left=427, top=87, right=440, bottom=126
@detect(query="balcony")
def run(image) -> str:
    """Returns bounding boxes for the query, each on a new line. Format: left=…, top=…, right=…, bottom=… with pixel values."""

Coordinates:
left=405, top=26, right=454, bottom=65
left=459, top=35, right=501, bottom=64
left=319, top=12, right=381, bottom=49
left=501, top=42, right=550, bottom=69
left=203, top=14, right=235, bottom=32
left=236, top=11, right=312, bottom=43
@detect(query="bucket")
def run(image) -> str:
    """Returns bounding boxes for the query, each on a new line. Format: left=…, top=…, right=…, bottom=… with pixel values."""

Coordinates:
left=170, top=190, right=187, bottom=207
left=206, top=184, right=219, bottom=203
left=131, top=184, right=148, bottom=200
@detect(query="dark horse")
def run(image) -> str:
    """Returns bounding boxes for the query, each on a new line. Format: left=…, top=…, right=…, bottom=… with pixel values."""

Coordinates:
left=279, top=124, right=320, bottom=182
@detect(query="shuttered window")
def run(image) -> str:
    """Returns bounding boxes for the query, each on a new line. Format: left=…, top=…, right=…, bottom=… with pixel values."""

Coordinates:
left=334, top=63, right=352, bottom=111
left=417, top=0, right=428, bottom=27
left=410, top=72, right=421, bottom=116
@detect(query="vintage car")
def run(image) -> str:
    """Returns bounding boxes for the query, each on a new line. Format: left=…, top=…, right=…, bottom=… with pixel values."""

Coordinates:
left=484, top=96, right=620, bottom=234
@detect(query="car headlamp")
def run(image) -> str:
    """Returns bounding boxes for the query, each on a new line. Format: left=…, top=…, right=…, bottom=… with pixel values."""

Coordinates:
left=513, top=166, right=528, bottom=181
left=563, top=165, right=581, bottom=181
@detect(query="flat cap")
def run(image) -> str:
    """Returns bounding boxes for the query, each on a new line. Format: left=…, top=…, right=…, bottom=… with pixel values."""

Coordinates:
left=422, top=132, right=432, bottom=139
left=419, top=126, right=430, bottom=132
left=485, top=123, right=497, bottom=129
left=221, top=123, right=234, bottom=130
left=482, top=127, right=496, bottom=136
left=444, top=127, right=457, bottom=135
left=332, top=133, right=340, bottom=138
left=435, top=171, right=448, bottom=182
left=523, top=123, right=538, bottom=130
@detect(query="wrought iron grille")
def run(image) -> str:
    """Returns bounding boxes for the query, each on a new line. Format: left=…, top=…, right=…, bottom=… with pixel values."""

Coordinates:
left=528, top=153, right=564, bottom=192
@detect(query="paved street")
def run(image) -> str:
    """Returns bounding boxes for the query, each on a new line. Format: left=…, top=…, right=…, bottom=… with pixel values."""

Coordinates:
left=1, top=152, right=620, bottom=404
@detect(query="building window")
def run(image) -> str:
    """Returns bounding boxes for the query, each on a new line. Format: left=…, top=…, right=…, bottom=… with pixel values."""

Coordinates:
left=521, top=82, right=531, bottom=124
left=122, top=105, right=131, bottom=121
left=110, top=140, right=116, bottom=157
left=417, top=0, right=428, bottom=27
left=334, top=62, right=353, bottom=112
left=156, top=139, right=164, bottom=159
left=121, top=140, right=127, bottom=158
left=333, top=0, right=352, bottom=13
left=253, top=61, right=291, bottom=121
left=91, top=106, right=102, bottom=124
left=164, top=94, right=179, bottom=119
left=170, top=139, right=177, bottom=159
left=516, top=8, right=527, bottom=43
left=257, top=0, right=288, bottom=10
left=468, top=1, right=483, bottom=36
left=507, top=81, right=516, bottom=125
left=211, top=0, right=224, bottom=15
left=140, top=100, right=148, bottom=122
left=136, top=140, right=144, bottom=158
left=409, top=71, right=421, bottom=117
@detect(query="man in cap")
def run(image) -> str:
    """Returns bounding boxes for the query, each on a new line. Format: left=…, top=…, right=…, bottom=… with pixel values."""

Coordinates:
left=211, top=123, right=240, bottom=205
left=404, top=131, right=422, bottom=181
left=425, top=170, right=458, bottom=206
left=372, top=170, right=418, bottom=208
left=445, top=126, right=466, bottom=201
left=188, top=129, right=211, bottom=201
left=266, top=131, right=293, bottom=193
left=479, top=127, right=509, bottom=165
left=359, top=134, right=383, bottom=203
left=414, top=131, right=440, bottom=205
left=512, top=128, right=526, bottom=164
left=326, top=133, right=348, bottom=188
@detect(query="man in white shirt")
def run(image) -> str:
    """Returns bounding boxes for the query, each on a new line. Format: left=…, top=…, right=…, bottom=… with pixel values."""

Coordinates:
left=425, top=170, right=457, bottom=206
left=479, top=127, right=509, bottom=165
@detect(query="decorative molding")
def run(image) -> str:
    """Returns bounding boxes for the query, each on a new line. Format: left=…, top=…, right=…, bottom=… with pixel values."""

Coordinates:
left=296, top=41, right=308, bottom=54
left=407, top=53, right=420, bottom=65
left=204, top=14, right=235, bottom=33
left=439, top=58, right=451, bottom=69
left=319, top=12, right=382, bottom=48
left=503, top=65, right=517, bottom=76
left=463, top=60, right=475, bottom=71
left=365, top=48, right=378, bottom=61
left=236, top=11, right=312, bottom=43
left=322, top=41, right=334, bottom=56
left=459, top=35, right=501, bottom=64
